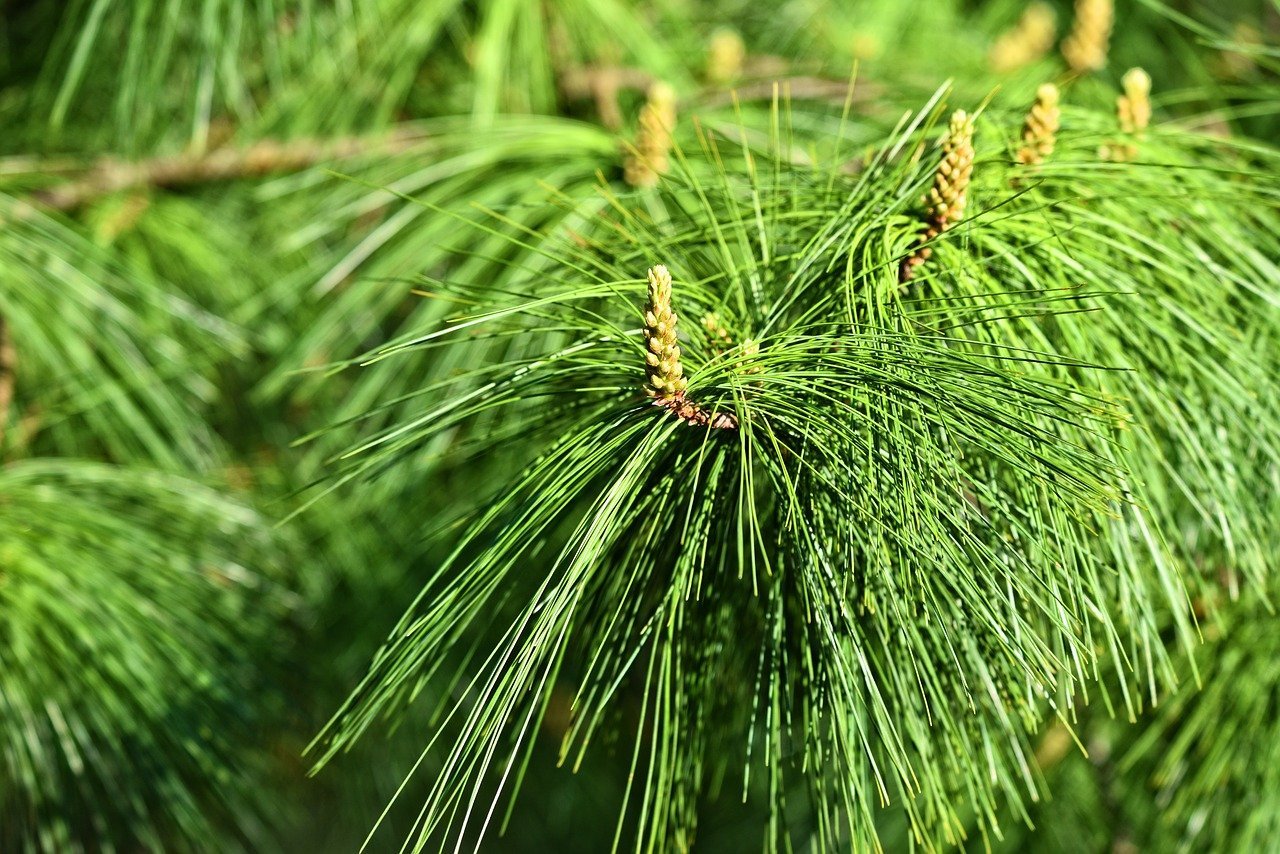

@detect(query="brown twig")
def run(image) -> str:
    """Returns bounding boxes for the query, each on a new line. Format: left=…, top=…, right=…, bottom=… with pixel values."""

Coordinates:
left=17, top=67, right=873, bottom=215
left=694, top=75, right=879, bottom=109
left=559, top=66, right=658, bottom=130
left=25, top=126, right=431, bottom=213
left=559, top=64, right=880, bottom=129
left=0, top=315, right=14, bottom=450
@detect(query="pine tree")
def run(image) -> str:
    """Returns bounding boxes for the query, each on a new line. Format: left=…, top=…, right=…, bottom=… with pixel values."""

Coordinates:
left=1, top=1, right=1278, bottom=851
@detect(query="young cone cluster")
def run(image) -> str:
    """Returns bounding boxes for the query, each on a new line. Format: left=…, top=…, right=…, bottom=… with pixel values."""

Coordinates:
left=705, top=28, right=746, bottom=85
left=307, top=83, right=1280, bottom=853
left=701, top=311, right=735, bottom=352
left=902, top=109, right=976, bottom=281
left=643, top=264, right=688, bottom=400
left=644, top=265, right=736, bottom=429
left=1017, top=83, right=1061, bottom=165
left=1062, top=0, right=1114, bottom=73
left=624, top=82, right=678, bottom=188
left=989, top=2, right=1057, bottom=72
left=1103, top=67, right=1153, bottom=160
left=1120, top=66, right=1153, bottom=133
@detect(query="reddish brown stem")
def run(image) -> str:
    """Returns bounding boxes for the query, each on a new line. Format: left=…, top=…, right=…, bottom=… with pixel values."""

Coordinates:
left=0, top=315, right=14, bottom=450
left=654, top=393, right=737, bottom=430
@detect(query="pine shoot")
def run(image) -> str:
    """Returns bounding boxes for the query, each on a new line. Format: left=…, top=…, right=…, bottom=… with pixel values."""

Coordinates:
left=1017, top=83, right=1061, bottom=166
left=644, top=266, right=737, bottom=429
left=1062, top=0, right=1114, bottom=73
left=989, top=2, right=1058, bottom=72
left=625, top=83, right=678, bottom=188
left=902, top=110, right=976, bottom=281
left=1102, top=67, right=1152, bottom=161
left=706, top=28, right=746, bottom=85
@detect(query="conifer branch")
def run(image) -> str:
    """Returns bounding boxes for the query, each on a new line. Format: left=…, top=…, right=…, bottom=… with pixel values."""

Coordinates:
left=6, top=1, right=1278, bottom=850
left=24, top=127, right=429, bottom=212
left=304, top=90, right=1280, bottom=851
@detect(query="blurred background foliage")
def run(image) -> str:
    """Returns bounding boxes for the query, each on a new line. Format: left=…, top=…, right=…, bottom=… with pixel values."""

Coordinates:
left=0, top=0, right=1277, bottom=850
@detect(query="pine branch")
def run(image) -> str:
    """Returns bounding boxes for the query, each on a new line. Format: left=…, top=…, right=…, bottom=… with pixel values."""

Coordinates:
left=22, top=127, right=431, bottom=212
left=0, top=460, right=289, bottom=850
left=0, top=199, right=241, bottom=467
left=301, top=90, right=1280, bottom=851
left=0, top=2, right=1273, bottom=850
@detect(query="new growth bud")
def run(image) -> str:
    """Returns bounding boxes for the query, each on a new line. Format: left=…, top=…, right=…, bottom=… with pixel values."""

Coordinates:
left=1102, top=68, right=1152, bottom=161
left=644, top=265, right=687, bottom=400
left=641, top=266, right=737, bottom=429
left=989, top=2, right=1057, bottom=73
left=1118, top=67, right=1152, bottom=135
left=926, top=110, right=976, bottom=229
left=1062, top=0, right=1113, bottom=73
left=1018, top=83, right=1061, bottom=166
left=902, top=110, right=976, bottom=281
left=625, top=83, right=678, bottom=188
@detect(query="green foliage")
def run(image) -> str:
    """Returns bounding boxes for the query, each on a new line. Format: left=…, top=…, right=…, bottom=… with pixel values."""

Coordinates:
left=0, top=199, right=240, bottom=467
left=1123, top=590, right=1280, bottom=850
left=309, top=85, right=1279, bottom=849
left=0, top=460, right=285, bottom=850
left=1, top=0, right=1278, bottom=851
